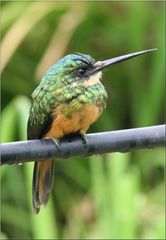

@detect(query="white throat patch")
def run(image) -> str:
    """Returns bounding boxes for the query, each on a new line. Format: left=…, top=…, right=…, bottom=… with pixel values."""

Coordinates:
left=82, top=72, right=102, bottom=87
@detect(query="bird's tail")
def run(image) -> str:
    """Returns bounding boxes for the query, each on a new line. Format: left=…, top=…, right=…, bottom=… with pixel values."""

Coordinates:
left=32, top=160, right=54, bottom=214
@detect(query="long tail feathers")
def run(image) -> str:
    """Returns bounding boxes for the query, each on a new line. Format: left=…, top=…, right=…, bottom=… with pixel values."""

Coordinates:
left=32, top=160, right=54, bottom=214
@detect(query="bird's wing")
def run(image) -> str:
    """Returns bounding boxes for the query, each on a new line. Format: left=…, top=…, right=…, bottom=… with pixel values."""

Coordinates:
left=27, top=84, right=57, bottom=214
left=27, top=81, right=83, bottom=140
left=27, top=113, right=53, bottom=140
left=27, top=83, right=57, bottom=140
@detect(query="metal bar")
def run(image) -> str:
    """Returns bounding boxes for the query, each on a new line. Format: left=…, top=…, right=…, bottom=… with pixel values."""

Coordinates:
left=1, top=125, right=165, bottom=165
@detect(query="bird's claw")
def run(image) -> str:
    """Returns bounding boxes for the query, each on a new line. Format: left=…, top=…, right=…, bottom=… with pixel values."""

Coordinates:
left=52, top=138, right=60, bottom=150
left=80, top=133, right=88, bottom=148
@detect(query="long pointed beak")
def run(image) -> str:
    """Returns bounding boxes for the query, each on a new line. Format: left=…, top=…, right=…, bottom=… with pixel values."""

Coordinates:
left=92, top=48, right=157, bottom=74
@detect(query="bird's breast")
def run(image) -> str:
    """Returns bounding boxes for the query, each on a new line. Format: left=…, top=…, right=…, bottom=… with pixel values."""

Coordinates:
left=44, top=104, right=103, bottom=139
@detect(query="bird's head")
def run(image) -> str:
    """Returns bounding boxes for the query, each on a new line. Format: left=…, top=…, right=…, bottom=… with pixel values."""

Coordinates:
left=42, top=49, right=157, bottom=88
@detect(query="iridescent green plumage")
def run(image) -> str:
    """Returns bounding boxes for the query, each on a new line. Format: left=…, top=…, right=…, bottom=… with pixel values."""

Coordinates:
left=28, top=53, right=107, bottom=129
left=27, top=49, right=156, bottom=213
left=28, top=53, right=107, bottom=213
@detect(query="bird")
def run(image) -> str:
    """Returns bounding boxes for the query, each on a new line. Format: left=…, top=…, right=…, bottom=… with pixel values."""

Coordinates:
left=27, top=48, right=157, bottom=213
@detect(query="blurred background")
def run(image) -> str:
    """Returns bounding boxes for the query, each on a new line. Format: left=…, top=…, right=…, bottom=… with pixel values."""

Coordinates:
left=1, top=1, right=165, bottom=239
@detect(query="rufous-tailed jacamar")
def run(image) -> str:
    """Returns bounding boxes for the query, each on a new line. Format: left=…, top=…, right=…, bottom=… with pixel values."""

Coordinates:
left=27, top=48, right=157, bottom=213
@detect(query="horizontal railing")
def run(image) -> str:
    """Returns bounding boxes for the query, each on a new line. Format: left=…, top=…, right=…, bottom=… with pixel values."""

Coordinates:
left=1, top=125, right=165, bottom=165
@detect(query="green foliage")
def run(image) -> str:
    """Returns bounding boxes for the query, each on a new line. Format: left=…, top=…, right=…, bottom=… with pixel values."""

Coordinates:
left=1, top=1, right=165, bottom=239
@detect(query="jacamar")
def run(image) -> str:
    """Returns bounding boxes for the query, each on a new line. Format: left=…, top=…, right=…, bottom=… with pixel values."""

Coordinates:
left=27, top=48, right=156, bottom=213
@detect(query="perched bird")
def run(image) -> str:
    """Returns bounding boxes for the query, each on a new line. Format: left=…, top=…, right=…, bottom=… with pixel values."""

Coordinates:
left=27, top=48, right=157, bottom=213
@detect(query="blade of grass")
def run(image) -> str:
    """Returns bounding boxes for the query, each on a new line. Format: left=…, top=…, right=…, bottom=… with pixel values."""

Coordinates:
left=138, top=10, right=165, bottom=125
left=90, top=154, right=124, bottom=238
left=1, top=101, right=17, bottom=142
left=1, top=2, right=57, bottom=71
left=35, top=4, right=86, bottom=79
left=1, top=100, right=18, bottom=180
left=1, top=2, right=30, bottom=32
left=126, top=2, right=153, bottom=126
left=106, top=152, right=139, bottom=238
left=1, top=203, right=30, bottom=232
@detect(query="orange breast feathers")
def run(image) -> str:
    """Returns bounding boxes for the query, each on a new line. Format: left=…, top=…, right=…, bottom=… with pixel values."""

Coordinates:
left=44, top=104, right=102, bottom=139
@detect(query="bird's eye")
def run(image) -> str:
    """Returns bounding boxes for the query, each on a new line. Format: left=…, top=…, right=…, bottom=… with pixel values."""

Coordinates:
left=77, top=68, right=86, bottom=76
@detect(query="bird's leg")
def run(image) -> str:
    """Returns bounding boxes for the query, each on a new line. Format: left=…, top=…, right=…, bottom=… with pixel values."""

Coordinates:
left=80, top=132, right=88, bottom=148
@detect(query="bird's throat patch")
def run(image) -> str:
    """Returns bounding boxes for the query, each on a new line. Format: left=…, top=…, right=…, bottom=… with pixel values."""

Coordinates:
left=82, top=72, right=102, bottom=87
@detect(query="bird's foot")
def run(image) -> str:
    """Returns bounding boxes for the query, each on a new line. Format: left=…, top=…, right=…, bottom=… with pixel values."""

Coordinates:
left=52, top=138, right=60, bottom=150
left=80, top=132, right=88, bottom=148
